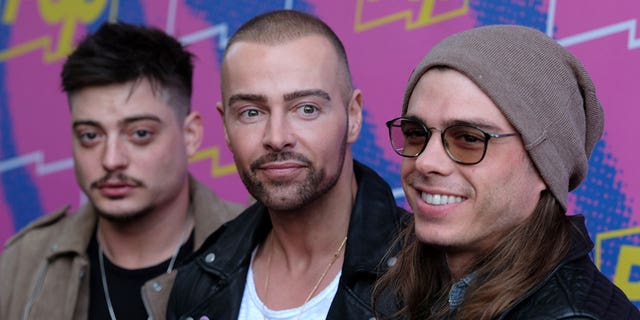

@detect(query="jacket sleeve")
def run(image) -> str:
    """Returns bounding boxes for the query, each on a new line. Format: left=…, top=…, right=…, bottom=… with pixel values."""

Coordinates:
left=0, top=244, right=12, bottom=319
left=0, top=208, right=69, bottom=320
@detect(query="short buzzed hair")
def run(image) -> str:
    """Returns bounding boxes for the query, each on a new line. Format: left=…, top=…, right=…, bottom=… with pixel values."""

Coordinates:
left=223, top=10, right=354, bottom=102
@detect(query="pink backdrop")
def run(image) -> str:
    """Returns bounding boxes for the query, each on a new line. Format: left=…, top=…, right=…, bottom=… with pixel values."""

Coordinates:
left=0, top=0, right=638, bottom=305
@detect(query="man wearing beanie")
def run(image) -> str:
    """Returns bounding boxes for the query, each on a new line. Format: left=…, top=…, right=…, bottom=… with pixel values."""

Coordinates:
left=374, top=25, right=640, bottom=319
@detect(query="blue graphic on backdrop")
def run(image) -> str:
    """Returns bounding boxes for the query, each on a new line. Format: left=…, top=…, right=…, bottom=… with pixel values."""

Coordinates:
left=185, top=0, right=314, bottom=64
left=470, top=0, right=547, bottom=32
left=0, top=24, right=45, bottom=231
left=575, top=141, right=636, bottom=277
left=352, top=110, right=402, bottom=200
left=89, top=0, right=146, bottom=32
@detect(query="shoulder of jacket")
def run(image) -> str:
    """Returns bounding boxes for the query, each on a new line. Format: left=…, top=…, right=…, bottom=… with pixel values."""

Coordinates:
left=502, top=260, right=622, bottom=320
left=3, top=205, right=72, bottom=249
left=221, top=199, right=246, bottom=216
left=191, top=178, right=246, bottom=214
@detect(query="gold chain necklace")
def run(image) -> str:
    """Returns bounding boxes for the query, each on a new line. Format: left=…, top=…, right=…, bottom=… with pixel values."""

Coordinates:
left=262, top=234, right=347, bottom=320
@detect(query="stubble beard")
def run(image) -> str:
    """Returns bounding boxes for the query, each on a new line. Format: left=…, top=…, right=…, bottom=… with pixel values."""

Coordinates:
left=238, top=131, right=348, bottom=213
left=95, top=204, right=154, bottom=224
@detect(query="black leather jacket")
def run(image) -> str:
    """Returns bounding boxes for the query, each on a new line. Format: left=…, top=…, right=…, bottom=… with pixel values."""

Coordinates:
left=167, top=162, right=410, bottom=320
left=496, top=216, right=640, bottom=319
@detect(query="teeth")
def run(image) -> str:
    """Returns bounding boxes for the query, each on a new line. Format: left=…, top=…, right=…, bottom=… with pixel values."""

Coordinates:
left=421, top=193, right=464, bottom=205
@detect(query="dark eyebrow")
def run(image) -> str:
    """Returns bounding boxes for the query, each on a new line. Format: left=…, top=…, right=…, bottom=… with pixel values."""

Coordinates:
left=228, top=93, right=268, bottom=107
left=283, top=89, right=331, bottom=102
left=444, top=119, right=503, bottom=132
left=121, top=115, right=162, bottom=125
left=403, top=114, right=505, bottom=132
left=403, top=115, right=427, bottom=125
left=72, top=120, right=100, bottom=129
left=72, top=115, right=162, bottom=129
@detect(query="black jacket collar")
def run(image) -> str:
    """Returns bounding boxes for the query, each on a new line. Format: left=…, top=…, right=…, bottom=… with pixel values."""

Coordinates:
left=194, top=160, right=407, bottom=280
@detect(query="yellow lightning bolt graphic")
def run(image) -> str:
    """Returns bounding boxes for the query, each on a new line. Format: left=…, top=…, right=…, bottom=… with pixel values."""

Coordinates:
left=1, top=0, right=117, bottom=63
left=189, top=146, right=237, bottom=177
left=354, top=0, right=469, bottom=32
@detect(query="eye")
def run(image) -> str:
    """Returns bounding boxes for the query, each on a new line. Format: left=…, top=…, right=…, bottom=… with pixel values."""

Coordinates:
left=238, top=108, right=264, bottom=123
left=81, top=132, right=98, bottom=140
left=244, top=109, right=260, bottom=117
left=296, top=104, right=319, bottom=119
left=301, top=105, right=316, bottom=114
left=133, top=129, right=151, bottom=139
left=75, top=128, right=102, bottom=147
left=447, top=126, right=486, bottom=149
left=401, top=123, right=427, bottom=143
left=402, top=127, right=426, bottom=138
left=128, top=128, right=155, bottom=145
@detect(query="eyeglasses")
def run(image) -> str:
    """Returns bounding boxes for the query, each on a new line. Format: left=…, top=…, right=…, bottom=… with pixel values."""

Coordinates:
left=386, top=117, right=519, bottom=165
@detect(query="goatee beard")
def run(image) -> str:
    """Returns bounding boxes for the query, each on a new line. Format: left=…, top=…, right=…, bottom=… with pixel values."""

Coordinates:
left=239, top=141, right=347, bottom=212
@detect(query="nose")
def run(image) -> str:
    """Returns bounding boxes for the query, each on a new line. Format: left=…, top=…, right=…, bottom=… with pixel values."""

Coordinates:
left=101, top=136, right=128, bottom=171
left=262, top=113, right=295, bottom=151
left=414, top=131, right=454, bottom=175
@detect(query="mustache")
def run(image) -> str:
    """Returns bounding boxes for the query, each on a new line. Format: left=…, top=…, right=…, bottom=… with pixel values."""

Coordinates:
left=250, top=151, right=312, bottom=171
left=90, top=172, right=144, bottom=189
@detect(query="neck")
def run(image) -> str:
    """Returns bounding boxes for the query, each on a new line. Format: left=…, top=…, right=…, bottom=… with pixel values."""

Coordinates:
left=267, top=160, right=356, bottom=267
left=97, top=184, right=192, bottom=269
left=445, top=230, right=509, bottom=281
left=253, top=160, right=357, bottom=310
left=445, top=251, right=477, bottom=282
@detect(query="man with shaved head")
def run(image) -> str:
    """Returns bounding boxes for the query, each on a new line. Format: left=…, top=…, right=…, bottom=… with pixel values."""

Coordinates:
left=168, top=10, right=408, bottom=320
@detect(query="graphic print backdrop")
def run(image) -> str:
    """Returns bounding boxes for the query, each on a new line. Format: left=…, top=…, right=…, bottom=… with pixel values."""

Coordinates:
left=0, top=0, right=638, bottom=305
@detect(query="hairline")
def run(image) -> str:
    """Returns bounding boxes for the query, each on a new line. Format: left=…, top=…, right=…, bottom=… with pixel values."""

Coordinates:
left=221, top=34, right=353, bottom=106
left=67, top=76, right=191, bottom=120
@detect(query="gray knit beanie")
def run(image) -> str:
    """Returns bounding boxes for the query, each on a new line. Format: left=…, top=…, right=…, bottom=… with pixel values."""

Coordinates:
left=402, top=25, right=604, bottom=210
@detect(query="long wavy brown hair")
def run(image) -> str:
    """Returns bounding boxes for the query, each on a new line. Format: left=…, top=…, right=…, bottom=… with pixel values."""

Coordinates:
left=373, top=190, right=572, bottom=319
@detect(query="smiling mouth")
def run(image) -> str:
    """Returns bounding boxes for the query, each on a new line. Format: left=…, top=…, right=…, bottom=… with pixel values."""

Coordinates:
left=421, top=192, right=465, bottom=206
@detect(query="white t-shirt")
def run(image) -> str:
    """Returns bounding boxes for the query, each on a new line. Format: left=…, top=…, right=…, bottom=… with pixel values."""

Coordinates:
left=237, top=249, right=341, bottom=320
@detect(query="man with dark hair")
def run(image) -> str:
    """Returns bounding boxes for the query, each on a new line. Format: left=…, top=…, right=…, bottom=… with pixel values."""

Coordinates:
left=0, top=22, right=242, bottom=320
left=375, top=25, right=640, bottom=319
left=167, top=10, right=408, bottom=320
